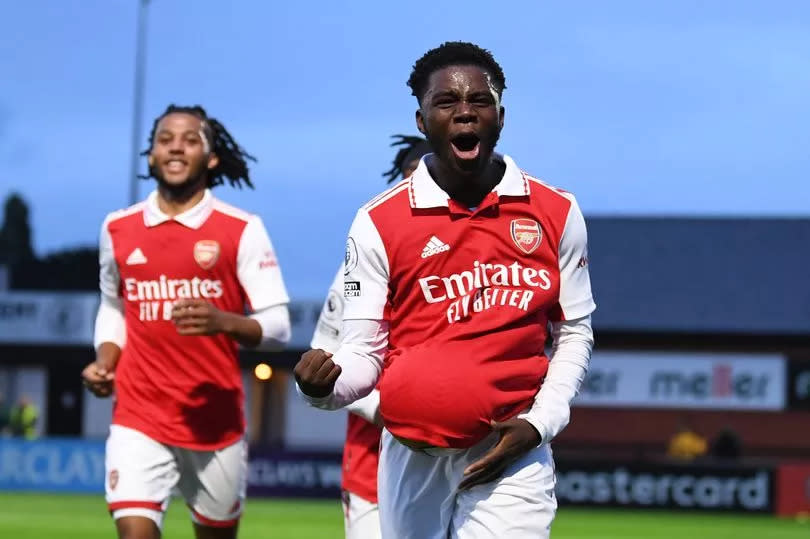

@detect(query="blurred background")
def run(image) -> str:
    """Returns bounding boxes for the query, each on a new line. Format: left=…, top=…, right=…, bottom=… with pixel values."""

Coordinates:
left=0, top=0, right=808, bottom=537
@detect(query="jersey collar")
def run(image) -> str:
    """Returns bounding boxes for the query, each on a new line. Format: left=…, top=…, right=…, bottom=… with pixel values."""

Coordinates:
left=408, top=153, right=529, bottom=209
left=143, top=189, right=214, bottom=229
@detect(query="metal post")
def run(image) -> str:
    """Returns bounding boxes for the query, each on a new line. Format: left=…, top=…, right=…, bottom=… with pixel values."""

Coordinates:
left=128, top=0, right=150, bottom=206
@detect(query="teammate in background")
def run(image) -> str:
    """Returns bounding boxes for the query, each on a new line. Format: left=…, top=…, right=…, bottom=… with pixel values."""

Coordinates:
left=296, top=42, right=595, bottom=538
left=82, top=105, right=291, bottom=539
left=382, top=135, right=433, bottom=184
left=310, top=135, right=431, bottom=539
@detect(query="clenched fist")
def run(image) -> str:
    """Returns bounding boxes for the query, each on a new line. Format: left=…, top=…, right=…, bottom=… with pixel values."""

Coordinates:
left=82, top=361, right=115, bottom=397
left=294, top=349, right=342, bottom=398
left=82, top=342, right=120, bottom=398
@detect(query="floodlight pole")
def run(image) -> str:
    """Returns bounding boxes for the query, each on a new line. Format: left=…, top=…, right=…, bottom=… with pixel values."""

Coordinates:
left=128, top=0, right=150, bottom=206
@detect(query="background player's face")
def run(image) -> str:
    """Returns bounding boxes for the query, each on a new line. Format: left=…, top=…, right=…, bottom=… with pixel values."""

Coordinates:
left=402, top=158, right=421, bottom=179
left=416, top=65, right=504, bottom=177
left=149, top=112, right=217, bottom=189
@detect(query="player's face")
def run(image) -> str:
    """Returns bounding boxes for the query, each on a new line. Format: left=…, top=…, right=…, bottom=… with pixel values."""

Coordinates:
left=416, top=65, right=504, bottom=177
left=149, top=113, right=217, bottom=188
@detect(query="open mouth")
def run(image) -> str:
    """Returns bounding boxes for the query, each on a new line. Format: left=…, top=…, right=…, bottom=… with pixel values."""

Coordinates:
left=450, top=133, right=481, bottom=160
left=164, top=159, right=188, bottom=174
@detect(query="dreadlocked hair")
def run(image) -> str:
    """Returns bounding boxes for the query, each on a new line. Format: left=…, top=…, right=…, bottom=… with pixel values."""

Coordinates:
left=382, top=135, right=431, bottom=183
left=407, top=41, right=506, bottom=104
left=141, top=104, right=256, bottom=189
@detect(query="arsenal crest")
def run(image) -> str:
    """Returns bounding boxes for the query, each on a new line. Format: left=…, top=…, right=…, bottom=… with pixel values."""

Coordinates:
left=109, top=469, right=119, bottom=490
left=510, top=219, right=542, bottom=254
left=193, top=240, right=220, bottom=270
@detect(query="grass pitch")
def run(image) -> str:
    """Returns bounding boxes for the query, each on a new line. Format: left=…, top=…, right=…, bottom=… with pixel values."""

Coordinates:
left=0, top=492, right=806, bottom=538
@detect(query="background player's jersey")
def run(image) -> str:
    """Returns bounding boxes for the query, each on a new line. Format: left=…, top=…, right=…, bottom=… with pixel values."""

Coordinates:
left=343, top=154, right=595, bottom=448
left=311, top=265, right=380, bottom=503
left=100, top=190, right=289, bottom=450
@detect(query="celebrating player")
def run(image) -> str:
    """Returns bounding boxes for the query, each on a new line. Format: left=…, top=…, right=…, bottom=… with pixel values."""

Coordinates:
left=310, top=134, right=431, bottom=539
left=296, top=42, right=595, bottom=538
left=82, top=105, right=291, bottom=539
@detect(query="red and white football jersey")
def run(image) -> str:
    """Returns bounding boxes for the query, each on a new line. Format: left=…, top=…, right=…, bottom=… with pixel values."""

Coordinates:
left=99, top=189, right=289, bottom=450
left=311, top=266, right=381, bottom=503
left=340, top=414, right=380, bottom=503
left=343, top=154, right=595, bottom=448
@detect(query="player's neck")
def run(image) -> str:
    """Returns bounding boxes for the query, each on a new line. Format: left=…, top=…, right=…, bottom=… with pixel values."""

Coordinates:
left=428, top=158, right=505, bottom=208
left=155, top=182, right=207, bottom=217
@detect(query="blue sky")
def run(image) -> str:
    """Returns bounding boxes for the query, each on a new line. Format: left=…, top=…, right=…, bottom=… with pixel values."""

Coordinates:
left=1, top=1, right=808, bottom=297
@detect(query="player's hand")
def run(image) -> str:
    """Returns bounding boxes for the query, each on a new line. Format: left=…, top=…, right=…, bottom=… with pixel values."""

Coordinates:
left=81, top=361, right=115, bottom=398
left=171, top=299, right=229, bottom=336
left=294, top=349, right=342, bottom=399
left=458, top=418, right=541, bottom=491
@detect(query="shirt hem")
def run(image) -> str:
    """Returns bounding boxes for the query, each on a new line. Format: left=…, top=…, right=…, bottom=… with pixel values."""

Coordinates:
left=342, top=482, right=378, bottom=504
left=112, top=420, right=244, bottom=451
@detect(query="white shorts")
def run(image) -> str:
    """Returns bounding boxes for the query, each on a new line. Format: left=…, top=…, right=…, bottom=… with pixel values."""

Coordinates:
left=105, top=425, right=247, bottom=529
left=343, top=490, right=381, bottom=539
left=378, top=429, right=557, bottom=539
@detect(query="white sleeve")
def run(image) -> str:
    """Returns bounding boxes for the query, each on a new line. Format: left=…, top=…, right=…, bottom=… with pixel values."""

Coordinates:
left=249, top=303, right=291, bottom=350
left=237, top=215, right=290, bottom=311
left=94, top=295, right=125, bottom=350
left=98, top=216, right=120, bottom=300
left=556, top=195, right=596, bottom=321
left=344, top=389, right=381, bottom=425
left=310, top=263, right=382, bottom=423
left=518, top=316, right=593, bottom=444
left=342, top=209, right=389, bottom=320
left=94, top=216, right=126, bottom=350
left=298, top=209, right=390, bottom=409
left=299, top=319, right=388, bottom=410
left=309, top=264, right=345, bottom=354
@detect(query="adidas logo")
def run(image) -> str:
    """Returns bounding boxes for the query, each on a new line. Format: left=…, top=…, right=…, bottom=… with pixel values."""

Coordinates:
left=126, top=248, right=147, bottom=265
left=421, top=236, right=450, bottom=259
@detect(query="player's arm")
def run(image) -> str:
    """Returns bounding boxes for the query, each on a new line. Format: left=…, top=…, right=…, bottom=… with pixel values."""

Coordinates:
left=517, top=194, right=596, bottom=443
left=172, top=215, right=291, bottom=349
left=344, top=390, right=382, bottom=426
left=172, top=302, right=288, bottom=348
left=460, top=195, right=596, bottom=490
left=308, top=264, right=383, bottom=425
left=83, top=216, right=124, bottom=398
left=309, top=265, right=346, bottom=355
left=517, top=316, right=593, bottom=442
left=296, top=209, right=390, bottom=409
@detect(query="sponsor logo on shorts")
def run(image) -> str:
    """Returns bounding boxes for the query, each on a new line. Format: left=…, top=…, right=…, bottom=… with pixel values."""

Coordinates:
left=109, top=469, right=119, bottom=490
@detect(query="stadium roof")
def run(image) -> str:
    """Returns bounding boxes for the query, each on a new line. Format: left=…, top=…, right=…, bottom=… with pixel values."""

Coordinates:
left=587, top=217, right=810, bottom=335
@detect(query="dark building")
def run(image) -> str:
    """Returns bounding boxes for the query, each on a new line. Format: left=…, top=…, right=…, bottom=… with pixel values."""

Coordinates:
left=557, top=218, right=810, bottom=460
